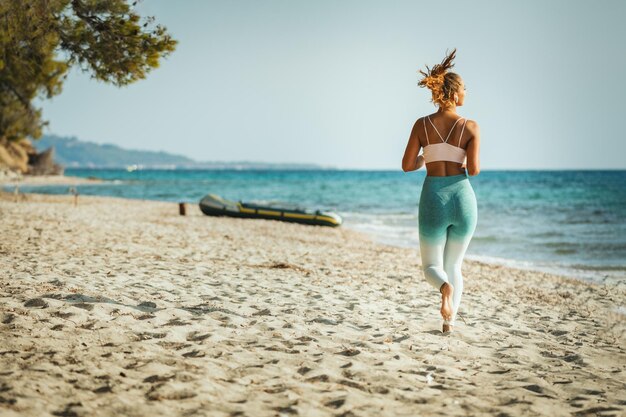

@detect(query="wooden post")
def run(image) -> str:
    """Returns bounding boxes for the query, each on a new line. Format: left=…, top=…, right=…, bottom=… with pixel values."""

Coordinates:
left=69, top=187, right=78, bottom=207
left=179, top=202, right=186, bottom=216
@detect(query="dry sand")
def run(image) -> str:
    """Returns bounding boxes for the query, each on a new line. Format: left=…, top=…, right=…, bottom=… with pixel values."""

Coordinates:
left=1, top=192, right=625, bottom=417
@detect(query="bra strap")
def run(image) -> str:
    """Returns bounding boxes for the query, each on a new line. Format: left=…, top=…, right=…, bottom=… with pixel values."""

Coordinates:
left=458, top=119, right=468, bottom=147
left=444, top=117, right=463, bottom=143
left=427, top=116, right=464, bottom=143
left=427, top=116, right=442, bottom=142
left=423, top=117, right=429, bottom=145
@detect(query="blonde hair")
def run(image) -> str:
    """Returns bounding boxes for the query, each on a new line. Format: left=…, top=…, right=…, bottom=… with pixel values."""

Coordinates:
left=418, top=48, right=463, bottom=109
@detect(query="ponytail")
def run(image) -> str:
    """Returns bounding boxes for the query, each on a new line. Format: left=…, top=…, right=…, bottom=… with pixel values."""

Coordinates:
left=418, top=48, right=461, bottom=108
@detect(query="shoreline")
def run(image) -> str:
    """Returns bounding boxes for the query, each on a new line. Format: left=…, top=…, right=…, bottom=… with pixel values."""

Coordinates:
left=358, top=231, right=626, bottom=288
left=1, top=192, right=625, bottom=415
left=0, top=173, right=104, bottom=186
left=2, top=183, right=623, bottom=288
left=1, top=190, right=623, bottom=297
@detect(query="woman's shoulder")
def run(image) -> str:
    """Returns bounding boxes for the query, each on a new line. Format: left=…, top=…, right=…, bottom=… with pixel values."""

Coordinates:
left=412, top=115, right=429, bottom=130
left=460, top=119, right=480, bottom=144
left=463, top=118, right=480, bottom=133
left=415, top=114, right=434, bottom=125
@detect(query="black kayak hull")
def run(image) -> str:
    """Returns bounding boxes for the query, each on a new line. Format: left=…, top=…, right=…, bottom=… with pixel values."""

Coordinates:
left=199, top=194, right=342, bottom=227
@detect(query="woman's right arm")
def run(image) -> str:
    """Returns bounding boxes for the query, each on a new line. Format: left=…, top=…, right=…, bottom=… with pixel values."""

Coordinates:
left=401, top=118, right=423, bottom=172
left=466, top=120, right=481, bottom=176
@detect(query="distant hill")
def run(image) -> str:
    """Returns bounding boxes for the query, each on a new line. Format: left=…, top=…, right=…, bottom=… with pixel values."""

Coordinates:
left=34, top=135, right=194, bottom=168
left=34, top=134, right=332, bottom=170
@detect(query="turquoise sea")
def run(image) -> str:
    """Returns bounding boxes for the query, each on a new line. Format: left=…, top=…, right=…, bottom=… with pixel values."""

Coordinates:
left=7, top=168, right=626, bottom=285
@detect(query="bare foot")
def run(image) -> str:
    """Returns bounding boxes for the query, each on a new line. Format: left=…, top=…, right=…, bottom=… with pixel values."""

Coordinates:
left=440, top=282, right=454, bottom=322
left=442, top=323, right=453, bottom=333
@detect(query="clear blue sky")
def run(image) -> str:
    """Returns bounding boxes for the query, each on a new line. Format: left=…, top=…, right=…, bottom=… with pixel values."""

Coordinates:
left=36, top=0, right=626, bottom=170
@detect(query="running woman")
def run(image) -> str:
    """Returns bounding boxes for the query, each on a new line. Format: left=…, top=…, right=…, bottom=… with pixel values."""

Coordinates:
left=401, top=48, right=481, bottom=334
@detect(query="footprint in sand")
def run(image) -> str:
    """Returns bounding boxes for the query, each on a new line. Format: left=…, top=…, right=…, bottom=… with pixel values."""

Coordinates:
left=72, top=302, right=94, bottom=311
left=336, top=348, right=360, bottom=357
left=53, top=402, right=86, bottom=416
left=297, top=366, right=312, bottom=375
left=308, top=317, right=340, bottom=326
left=2, top=313, right=15, bottom=324
left=24, top=298, right=48, bottom=308
left=306, top=374, right=329, bottom=383
left=324, top=397, right=346, bottom=409
left=186, top=331, right=211, bottom=342
left=164, top=318, right=190, bottom=326
left=182, top=349, right=205, bottom=358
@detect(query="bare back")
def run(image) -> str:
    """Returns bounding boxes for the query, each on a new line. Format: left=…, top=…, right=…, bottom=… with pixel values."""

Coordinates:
left=419, top=112, right=480, bottom=177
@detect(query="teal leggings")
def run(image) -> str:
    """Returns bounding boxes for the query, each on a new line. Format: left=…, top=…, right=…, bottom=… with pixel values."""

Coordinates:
left=418, top=173, right=478, bottom=326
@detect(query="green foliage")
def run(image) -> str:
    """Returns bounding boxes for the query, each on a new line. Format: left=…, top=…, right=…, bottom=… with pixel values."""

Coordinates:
left=0, top=0, right=178, bottom=142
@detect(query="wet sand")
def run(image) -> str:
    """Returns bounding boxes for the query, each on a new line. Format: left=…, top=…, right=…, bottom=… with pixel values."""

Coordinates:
left=0, top=174, right=103, bottom=187
left=1, top=192, right=625, bottom=416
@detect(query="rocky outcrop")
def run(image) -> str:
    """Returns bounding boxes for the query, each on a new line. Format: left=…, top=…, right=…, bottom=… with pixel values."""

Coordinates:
left=0, top=138, right=64, bottom=176
left=27, top=146, right=64, bottom=175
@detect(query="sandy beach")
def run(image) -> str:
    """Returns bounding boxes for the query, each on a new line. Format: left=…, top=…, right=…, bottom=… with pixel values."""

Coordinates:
left=1, top=191, right=625, bottom=417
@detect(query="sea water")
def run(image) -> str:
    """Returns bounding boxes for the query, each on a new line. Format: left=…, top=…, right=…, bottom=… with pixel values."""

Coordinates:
left=7, top=168, right=625, bottom=285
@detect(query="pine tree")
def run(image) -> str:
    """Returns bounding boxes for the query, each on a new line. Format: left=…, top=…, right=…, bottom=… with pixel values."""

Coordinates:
left=0, top=0, right=178, bottom=142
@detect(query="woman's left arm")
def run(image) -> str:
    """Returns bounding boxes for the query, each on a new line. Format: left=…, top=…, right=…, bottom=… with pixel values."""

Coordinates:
left=402, top=118, right=424, bottom=172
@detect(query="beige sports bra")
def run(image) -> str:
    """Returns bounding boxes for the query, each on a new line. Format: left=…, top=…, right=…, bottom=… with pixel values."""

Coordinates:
left=422, top=116, right=468, bottom=164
